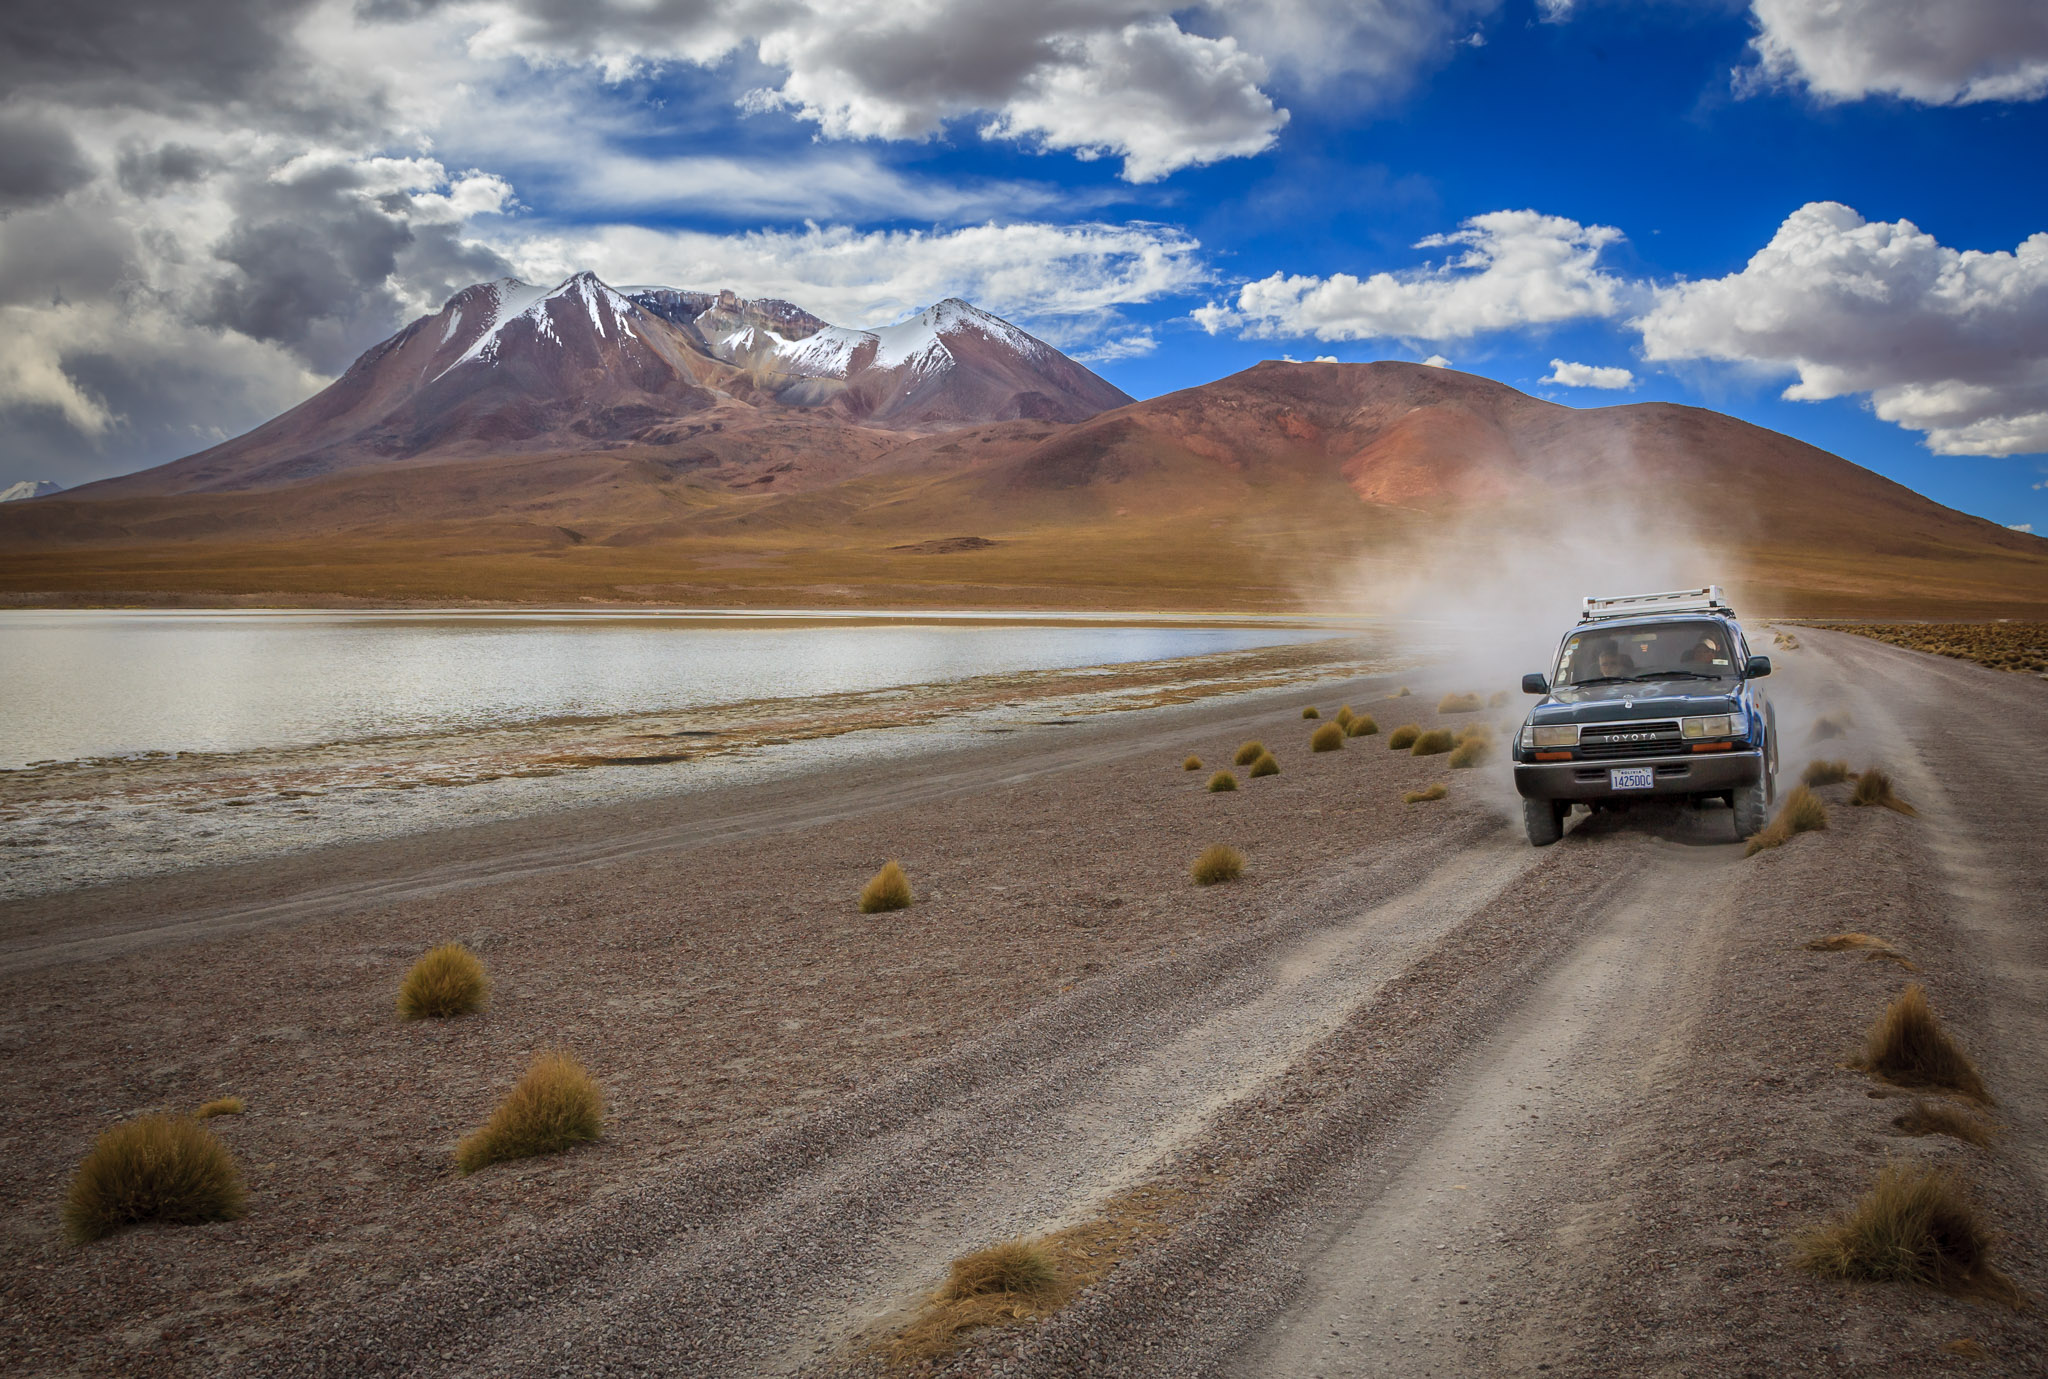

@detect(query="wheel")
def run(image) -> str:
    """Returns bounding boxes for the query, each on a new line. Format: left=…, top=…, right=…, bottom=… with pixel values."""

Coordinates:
left=1523, top=796, right=1567, bottom=847
left=1732, top=773, right=1770, bottom=839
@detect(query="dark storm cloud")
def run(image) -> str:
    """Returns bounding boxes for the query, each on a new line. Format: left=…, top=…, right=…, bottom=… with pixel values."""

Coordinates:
left=0, top=113, right=94, bottom=213
left=115, top=142, right=214, bottom=197
left=0, top=0, right=318, bottom=106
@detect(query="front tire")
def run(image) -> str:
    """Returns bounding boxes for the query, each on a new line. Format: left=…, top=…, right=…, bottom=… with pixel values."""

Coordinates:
left=1523, top=796, right=1567, bottom=847
left=1732, top=774, right=1770, bottom=839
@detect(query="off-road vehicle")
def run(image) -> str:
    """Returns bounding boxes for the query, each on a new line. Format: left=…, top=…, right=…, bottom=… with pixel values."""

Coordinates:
left=1513, top=586, right=1777, bottom=847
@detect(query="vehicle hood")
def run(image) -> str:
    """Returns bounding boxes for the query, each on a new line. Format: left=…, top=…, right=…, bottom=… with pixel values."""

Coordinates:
left=1529, top=680, right=1742, bottom=725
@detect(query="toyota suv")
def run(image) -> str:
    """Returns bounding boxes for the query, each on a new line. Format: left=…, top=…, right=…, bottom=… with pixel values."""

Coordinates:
left=1512, top=587, right=1777, bottom=846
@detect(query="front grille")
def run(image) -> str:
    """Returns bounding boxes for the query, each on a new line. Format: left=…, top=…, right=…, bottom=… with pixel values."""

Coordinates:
left=1578, top=719, right=1682, bottom=759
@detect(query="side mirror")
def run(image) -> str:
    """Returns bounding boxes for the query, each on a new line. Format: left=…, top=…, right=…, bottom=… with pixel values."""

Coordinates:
left=1744, top=654, right=1772, bottom=679
left=1521, top=672, right=1550, bottom=695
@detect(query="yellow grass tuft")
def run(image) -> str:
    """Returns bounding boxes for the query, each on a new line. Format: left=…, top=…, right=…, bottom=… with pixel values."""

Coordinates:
left=1851, top=767, right=1918, bottom=815
left=1802, top=759, right=1852, bottom=787
left=1335, top=705, right=1355, bottom=728
left=1310, top=722, right=1345, bottom=752
left=1794, top=1161, right=2016, bottom=1302
left=1403, top=783, right=1449, bottom=804
left=1191, top=843, right=1245, bottom=885
left=396, top=942, right=490, bottom=1021
left=1894, top=1100, right=1997, bottom=1149
left=1805, top=932, right=1915, bottom=968
left=1488, top=690, right=1508, bottom=708
left=1233, top=740, right=1266, bottom=766
left=1387, top=723, right=1421, bottom=749
left=194, top=1097, right=245, bottom=1119
left=859, top=860, right=913, bottom=913
left=455, top=1050, right=605, bottom=1174
left=888, top=1239, right=1074, bottom=1360
left=1410, top=728, right=1456, bottom=756
left=1861, top=984, right=1990, bottom=1102
left=1208, top=771, right=1238, bottom=792
left=1301, top=705, right=1320, bottom=719
left=1182, top=755, right=1202, bottom=771
left=1437, top=692, right=1482, bottom=714
left=1744, top=785, right=1828, bottom=856
left=1448, top=737, right=1489, bottom=769
left=1347, top=714, right=1379, bottom=737
left=1393, top=686, right=1412, bottom=698
left=1249, top=752, right=1280, bottom=778
left=63, top=1114, right=247, bottom=1243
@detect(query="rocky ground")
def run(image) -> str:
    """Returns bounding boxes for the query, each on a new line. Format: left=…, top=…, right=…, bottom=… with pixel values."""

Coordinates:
left=2, top=630, right=2043, bottom=1376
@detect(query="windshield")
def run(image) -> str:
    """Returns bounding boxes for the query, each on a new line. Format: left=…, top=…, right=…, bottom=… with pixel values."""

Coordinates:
left=1553, top=621, right=1737, bottom=687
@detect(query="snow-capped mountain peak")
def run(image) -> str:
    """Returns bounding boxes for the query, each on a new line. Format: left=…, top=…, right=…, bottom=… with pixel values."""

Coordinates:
left=433, top=273, right=642, bottom=380
left=0, top=479, right=64, bottom=503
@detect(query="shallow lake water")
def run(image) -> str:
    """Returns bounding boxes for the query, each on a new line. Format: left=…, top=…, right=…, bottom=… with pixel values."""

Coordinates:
left=0, top=609, right=1341, bottom=768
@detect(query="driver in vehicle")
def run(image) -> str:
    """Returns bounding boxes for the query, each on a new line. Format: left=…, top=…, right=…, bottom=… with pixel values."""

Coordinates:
left=1593, top=640, right=1634, bottom=679
left=1680, top=633, right=1724, bottom=669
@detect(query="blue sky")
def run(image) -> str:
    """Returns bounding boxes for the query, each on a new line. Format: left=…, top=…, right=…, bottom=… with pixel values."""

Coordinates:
left=4, top=0, right=2046, bottom=534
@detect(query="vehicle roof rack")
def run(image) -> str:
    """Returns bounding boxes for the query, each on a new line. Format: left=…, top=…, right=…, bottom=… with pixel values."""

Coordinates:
left=1579, top=586, right=1733, bottom=621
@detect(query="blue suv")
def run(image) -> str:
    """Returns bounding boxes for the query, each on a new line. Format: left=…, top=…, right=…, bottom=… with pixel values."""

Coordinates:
left=1513, top=587, right=1778, bottom=846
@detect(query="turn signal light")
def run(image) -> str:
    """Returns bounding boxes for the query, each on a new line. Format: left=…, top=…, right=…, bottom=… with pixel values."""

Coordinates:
left=1534, top=750, right=1573, bottom=761
left=1690, top=742, right=1734, bottom=753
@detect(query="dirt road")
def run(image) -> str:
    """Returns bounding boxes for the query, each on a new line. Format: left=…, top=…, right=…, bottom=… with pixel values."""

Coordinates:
left=4, top=631, right=2044, bottom=1376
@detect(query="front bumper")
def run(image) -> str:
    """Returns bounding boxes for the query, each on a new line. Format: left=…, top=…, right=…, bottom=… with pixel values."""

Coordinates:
left=1514, top=749, right=1764, bottom=801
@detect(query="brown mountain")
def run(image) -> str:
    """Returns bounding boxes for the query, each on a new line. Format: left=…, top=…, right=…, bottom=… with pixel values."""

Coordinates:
left=6, top=352, right=2045, bottom=618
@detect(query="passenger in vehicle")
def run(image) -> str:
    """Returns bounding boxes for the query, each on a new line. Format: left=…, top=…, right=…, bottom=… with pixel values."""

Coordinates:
left=1592, top=640, right=1634, bottom=679
left=1681, top=633, right=1724, bottom=668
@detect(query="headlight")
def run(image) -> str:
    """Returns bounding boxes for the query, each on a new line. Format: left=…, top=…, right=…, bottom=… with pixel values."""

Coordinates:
left=1682, top=714, right=1736, bottom=739
left=1530, top=724, right=1581, bottom=748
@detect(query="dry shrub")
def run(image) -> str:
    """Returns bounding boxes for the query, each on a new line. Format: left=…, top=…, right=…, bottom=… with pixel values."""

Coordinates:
left=1806, top=932, right=1915, bottom=968
left=1794, top=1161, right=2016, bottom=1302
left=1207, top=770, right=1238, bottom=792
left=859, top=860, right=912, bottom=913
left=1387, top=723, right=1421, bottom=749
left=1437, top=692, right=1482, bottom=714
left=1894, top=1101, right=1998, bottom=1149
left=1410, top=728, right=1456, bottom=756
left=195, top=1097, right=245, bottom=1119
left=1191, top=843, right=1245, bottom=885
left=1744, top=784, right=1828, bottom=856
left=1335, top=705, right=1356, bottom=728
left=1310, top=722, right=1345, bottom=752
left=1802, top=759, right=1852, bottom=787
left=1347, top=714, right=1379, bottom=737
left=396, top=942, right=490, bottom=1021
left=1862, top=985, right=1990, bottom=1102
left=455, top=1050, right=604, bottom=1174
left=1233, top=740, right=1266, bottom=766
left=1809, top=713, right=1852, bottom=742
left=889, top=1239, right=1073, bottom=1360
left=64, top=1114, right=247, bottom=1243
left=1852, top=767, right=1918, bottom=815
left=1249, top=752, right=1280, bottom=778
left=1448, top=737, right=1489, bottom=769
left=1393, top=686, right=1412, bottom=698
left=1182, top=755, right=1202, bottom=771
left=1403, top=783, right=1449, bottom=804
left=1488, top=689, right=1509, bottom=708
left=1301, top=705, right=1320, bottom=719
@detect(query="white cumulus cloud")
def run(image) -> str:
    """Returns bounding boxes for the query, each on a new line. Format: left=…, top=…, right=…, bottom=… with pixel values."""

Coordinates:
left=1544, top=358, right=1635, bottom=389
left=1638, top=201, right=2048, bottom=457
left=1745, top=0, right=2048, bottom=104
left=1193, top=209, right=1631, bottom=343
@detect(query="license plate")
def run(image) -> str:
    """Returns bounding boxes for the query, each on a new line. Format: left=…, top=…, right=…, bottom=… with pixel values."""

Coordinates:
left=1609, top=766, right=1655, bottom=791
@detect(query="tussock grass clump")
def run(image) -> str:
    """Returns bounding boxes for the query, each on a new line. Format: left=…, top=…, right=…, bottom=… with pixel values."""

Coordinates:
left=1809, top=712, right=1852, bottom=742
left=1794, top=1161, right=2015, bottom=1302
left=455, top=1050, right=604, bottom=1174
left=1387, top=723, right=1421, bottom=750
left=1802, top=759, right=1853, bottom=787
left=889, top=1239, right=1073, bottom=1360
left=1744, top=784, right=1828, bottom=856
left=396, top=942, right=490, bottom=1021
left=1310, top=722, right=1345, bottom=752
left=1301, top=705, right=1320, bottom=719
left=1233, top=740, right=1266, bottom=766
left=63, top=1114, right=247, bottom=1243
left=1861, top=984, right=1990, bottom=1102
left=859, top=860, right=912, bottom=913
left=1346, top=714, right=1379, bottom=737
left=1410, top=728, right=1456, bottom=756
left=1806, top=932, right=1916, bottom=968
left=1208, top=770, right=1238, bottom=792
left=1335, top=704, right=1356, bottom=728
left=1191, top=843, right=1245, bottom=885
left=1437, top=692, right=1483, bottom=714
left=1488, top=689, right=1509, bottom=708
left=1182, top=755, right=1202, bottom=771
left=1403, top=783, right=1448, bottom=804
left=1851, top=767, right=1918, bottom=815
left=1894, top=1101, right=1997, bottom=1149
left=1393, top=686, right=1412, bottom=698
left=195, top=1097, right=246, bottom=1119
left=1249, top=752, right=1280, bottom=778
left=1448, top=737, right=1489, bottom=769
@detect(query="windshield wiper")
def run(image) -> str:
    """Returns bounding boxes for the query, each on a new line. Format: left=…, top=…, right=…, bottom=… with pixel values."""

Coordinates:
left=1631, top=670, right=1724, bottom=681
left=1569, top=675, right=1633, bottom=686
